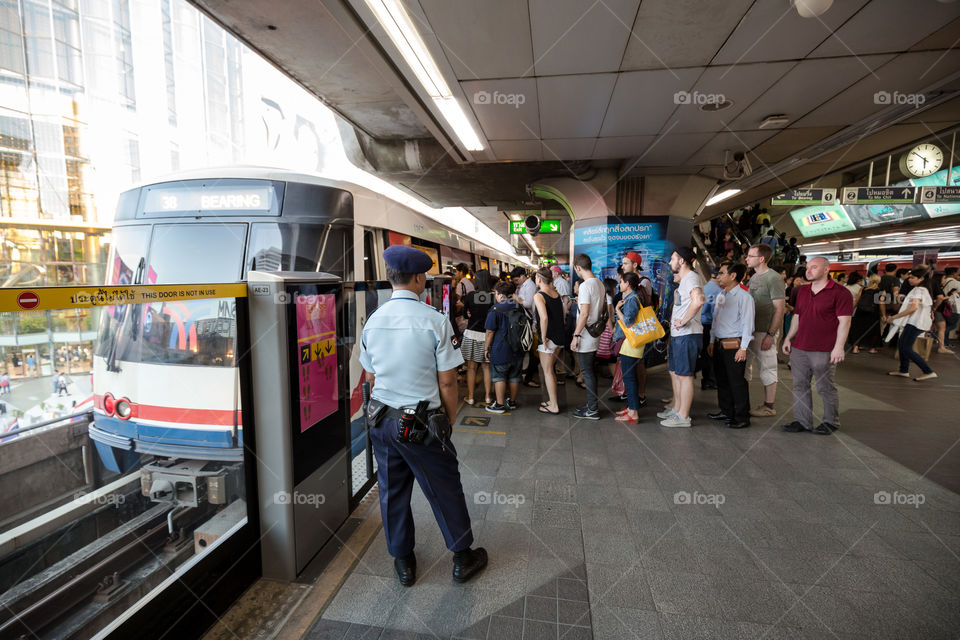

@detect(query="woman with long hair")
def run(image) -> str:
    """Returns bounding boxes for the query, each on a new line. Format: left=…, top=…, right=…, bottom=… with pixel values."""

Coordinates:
left=533, top=267, right=565, bottom=414
left=461, top=269, right=496, bottom=404
left=613, top=272, right=646, bottom=423
left=884, top=268, right=937, bottom=380
left=851, top=274, right=882, bottom=354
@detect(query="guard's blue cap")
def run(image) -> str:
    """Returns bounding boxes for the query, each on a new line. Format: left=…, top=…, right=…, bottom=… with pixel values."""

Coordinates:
left=383, top=245, right=434, bottom=273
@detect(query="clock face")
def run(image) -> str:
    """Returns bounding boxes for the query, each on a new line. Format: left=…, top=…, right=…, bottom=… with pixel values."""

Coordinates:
left=901, top=143, right=943, bottom=178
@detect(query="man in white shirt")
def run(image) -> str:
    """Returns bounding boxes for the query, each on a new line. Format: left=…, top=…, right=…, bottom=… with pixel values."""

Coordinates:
left=658, top=247, right=704, bottom=428
left=512, top=267, right=540, bottom=387
left=569, top=254, right=605, bottom=420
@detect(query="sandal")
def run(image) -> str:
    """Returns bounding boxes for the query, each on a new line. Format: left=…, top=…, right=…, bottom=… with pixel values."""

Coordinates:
left=524, top=380, right=541, bottom=388
left=614, top=413, right=638, bottom=424
left=538, top=405, right=560, bottom=414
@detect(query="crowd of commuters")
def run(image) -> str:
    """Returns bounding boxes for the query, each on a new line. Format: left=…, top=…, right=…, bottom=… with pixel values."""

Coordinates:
left=448, top=235, right=954, bottom=433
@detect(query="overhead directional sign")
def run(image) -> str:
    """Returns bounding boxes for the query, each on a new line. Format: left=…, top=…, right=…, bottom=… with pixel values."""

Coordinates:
left=509, top=219, right=561, bottom=234
left=841, top=186, right=916, bottom=205
left=771, top=188, right=836, bottom=206
left=919, top=186, right=960, bottom=204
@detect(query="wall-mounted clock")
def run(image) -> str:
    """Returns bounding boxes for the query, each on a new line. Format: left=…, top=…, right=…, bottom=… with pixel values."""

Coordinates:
left=899, top=143, right=943, bottom=178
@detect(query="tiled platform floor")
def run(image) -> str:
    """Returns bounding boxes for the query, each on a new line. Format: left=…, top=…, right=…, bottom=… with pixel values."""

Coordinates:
left=310, top=355, right=960, bottom=639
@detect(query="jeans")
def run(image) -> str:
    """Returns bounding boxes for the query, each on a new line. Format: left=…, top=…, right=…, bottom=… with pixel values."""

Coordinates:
left=899, top=324, right=933, bottom=375
left=620, top=354, right=641, bottom=411
left=576, top=350, right=598, bottom=412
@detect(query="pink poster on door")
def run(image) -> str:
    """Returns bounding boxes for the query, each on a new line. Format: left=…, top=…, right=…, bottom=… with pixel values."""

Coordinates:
left=295, top=293, right=337, bottom=432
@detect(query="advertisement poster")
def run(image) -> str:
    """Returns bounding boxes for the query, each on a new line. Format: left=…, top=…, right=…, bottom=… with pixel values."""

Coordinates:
left=573, top=218, right=672, bottom=315
left=789, top=205, right=856, bottom=237
left=296, top=293, right=337, bottom=432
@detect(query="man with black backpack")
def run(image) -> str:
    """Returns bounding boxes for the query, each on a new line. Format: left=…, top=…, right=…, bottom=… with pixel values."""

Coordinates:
left=484, top=281, right=531, bottom=413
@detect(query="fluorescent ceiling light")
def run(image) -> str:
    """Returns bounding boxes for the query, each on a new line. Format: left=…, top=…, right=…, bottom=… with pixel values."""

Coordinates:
left=365, top=0, right=485, bottom=151
left=705, top=188, right=741, bottom=207
left=866, top=231, right=907, bottom=238
left=433, top=96, right=484, bottom=151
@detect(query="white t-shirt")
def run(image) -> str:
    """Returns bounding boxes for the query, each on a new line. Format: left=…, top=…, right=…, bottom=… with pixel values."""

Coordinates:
left=518, top=277, right=537, bottom=311
left=554, top=276, right=571, bottom=297
left=576, top=277, right=605, bottom=352
left=672, top=271, right=704, bottom=337
left=903, top=286, right=933, bottom=331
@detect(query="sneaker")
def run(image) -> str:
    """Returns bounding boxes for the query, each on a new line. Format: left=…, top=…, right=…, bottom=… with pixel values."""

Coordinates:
left=638, top=396, right=648, bottom=408
left=506, top=399, right=519, bottom=411
left=887, top=371, right=910, bottom=377
left=485, top=402, right=507, bottom=414
left=749, top=404, right=777, bottom=417
left=571, top=407, right=600, bottom=420
left=660, top=414, right=692, bottom=428
left=811, top=422, right=838, bottom=435
left=656, top=407, right=676, bottom=420
left=914, top=372, right=938, bottom=381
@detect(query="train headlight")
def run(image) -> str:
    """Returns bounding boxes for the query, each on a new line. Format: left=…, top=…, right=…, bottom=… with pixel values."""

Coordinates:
left=103, top=393, right=116, bottom=417
left=116, top=398, right=132, bottom=419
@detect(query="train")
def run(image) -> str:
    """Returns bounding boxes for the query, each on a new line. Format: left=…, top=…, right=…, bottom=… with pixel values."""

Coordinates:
left=826, top=253, right=960, bottom=279
left=89, top=167, right=523, bottom=502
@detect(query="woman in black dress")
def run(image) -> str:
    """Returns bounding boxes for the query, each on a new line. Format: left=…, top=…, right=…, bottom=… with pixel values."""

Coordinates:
left=462, top=269, right=496, bottom=404
left=533, top=267, right=565, bottom=414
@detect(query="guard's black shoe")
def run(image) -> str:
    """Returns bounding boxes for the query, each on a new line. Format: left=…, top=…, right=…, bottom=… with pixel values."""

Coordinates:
left=452, top=547, right=488, bottom=583
left=394, top=553, right=416, bottom=587
left=781, top=421, right=808, bottom=433
left=725, top=420, right=750, bottom=429
left=701, top=383, right=718, bottom=390
left=810, top=422, right=837, bottom=435
left=707, top=411, right=730, bottom=421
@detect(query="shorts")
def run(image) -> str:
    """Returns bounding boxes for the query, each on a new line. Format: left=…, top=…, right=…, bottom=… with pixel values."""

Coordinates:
left=491, top=360, right=522, bottom=383
left=461, top=330, right=487, bottom=363
left=934, top=311, right=946, bottom=323
left=668, top=334, right=700, bottom=376
left=747, top=330, right=779, bottom=386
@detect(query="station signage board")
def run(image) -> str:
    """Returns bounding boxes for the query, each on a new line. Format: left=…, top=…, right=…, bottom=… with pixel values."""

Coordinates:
left=841, top=186, right=916, bottom=205
left=509, top=219, right=562, bottom=234
left=919, top=186, right=960, bottom=204
left=771, top=188, right=836, bottom=206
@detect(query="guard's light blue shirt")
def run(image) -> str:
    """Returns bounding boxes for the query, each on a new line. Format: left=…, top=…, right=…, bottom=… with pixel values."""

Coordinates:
left=359, top=289, right=464, bottom=410
left=710, top=285, right=756, bottom=348
left=701, top=280, right=723, bottom=325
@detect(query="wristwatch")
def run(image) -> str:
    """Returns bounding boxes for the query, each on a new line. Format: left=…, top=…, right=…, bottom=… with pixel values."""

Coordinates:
left=766, top=331, right=775, bottom=337
left=574, top=334, right=581, bottom=338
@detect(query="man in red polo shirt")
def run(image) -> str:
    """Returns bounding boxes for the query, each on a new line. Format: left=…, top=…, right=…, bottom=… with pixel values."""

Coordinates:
left=781, top=256, right=853, bottom=435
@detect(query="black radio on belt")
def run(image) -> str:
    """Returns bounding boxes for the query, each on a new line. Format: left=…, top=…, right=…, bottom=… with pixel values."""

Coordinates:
left=397, top=400, right=430, bottom=443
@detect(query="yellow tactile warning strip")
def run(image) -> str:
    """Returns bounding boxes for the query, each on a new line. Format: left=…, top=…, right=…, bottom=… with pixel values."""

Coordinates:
left=0, top=283, right=247, bottom=313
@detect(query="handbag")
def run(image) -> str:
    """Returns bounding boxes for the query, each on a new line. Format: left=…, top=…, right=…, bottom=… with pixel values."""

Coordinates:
left=611, top=359, right=625, bottom=396
left=618, top=305, right=666, bottom=349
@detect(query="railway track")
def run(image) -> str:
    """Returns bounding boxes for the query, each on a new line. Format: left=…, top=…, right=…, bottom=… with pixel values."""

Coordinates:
left=0, top=502, right=212, bottom=639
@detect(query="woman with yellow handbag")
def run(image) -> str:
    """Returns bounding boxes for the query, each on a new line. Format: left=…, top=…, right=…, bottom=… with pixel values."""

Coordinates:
left=613, top=272, right=647, bottom=423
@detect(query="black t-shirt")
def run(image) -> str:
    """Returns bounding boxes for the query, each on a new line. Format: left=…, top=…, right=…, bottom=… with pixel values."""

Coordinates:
left=464, top=290, right=493, bottom=332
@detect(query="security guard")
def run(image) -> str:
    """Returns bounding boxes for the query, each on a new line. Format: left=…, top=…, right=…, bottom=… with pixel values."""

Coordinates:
left=359, top=245, right=487, bottom=587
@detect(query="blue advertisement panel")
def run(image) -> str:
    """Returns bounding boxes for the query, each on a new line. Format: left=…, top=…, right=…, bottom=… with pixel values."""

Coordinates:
left=574, top=218, right=671, bottom=307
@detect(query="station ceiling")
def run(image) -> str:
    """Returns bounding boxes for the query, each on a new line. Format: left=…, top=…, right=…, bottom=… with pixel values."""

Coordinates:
left=190, top=0, right=960, bottom=254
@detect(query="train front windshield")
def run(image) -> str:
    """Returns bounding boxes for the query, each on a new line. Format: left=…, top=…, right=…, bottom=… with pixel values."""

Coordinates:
left=96, top=224, right=245, bottom=368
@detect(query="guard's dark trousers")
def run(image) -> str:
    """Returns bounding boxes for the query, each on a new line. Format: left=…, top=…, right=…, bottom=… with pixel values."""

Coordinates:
left=714, top=344, right=750, bottom=423
left=370, top=416, right=474, bottom=558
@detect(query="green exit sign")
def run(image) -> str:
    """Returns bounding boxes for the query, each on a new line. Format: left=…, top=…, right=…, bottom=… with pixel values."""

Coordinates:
left=509, top=219, right=562, bottom=234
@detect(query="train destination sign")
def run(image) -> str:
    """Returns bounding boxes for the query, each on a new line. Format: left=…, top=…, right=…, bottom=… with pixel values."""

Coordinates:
left=772, top=188, right=836, bottom=206
left=841, top=186, right=916, bottom=205
left=919, top=186, right=960, bottom=204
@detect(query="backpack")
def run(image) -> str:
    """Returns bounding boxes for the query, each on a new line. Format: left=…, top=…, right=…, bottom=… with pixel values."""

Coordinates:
left=946, top=279, right=960, bottom=314
left=503, top=306, right=534, bottom=353
left=639, top=275, right=659, bottom=311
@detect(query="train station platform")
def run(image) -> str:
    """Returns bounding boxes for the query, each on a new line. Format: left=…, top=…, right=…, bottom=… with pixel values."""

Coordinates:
left=209, top=352, right=960, bottom=640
